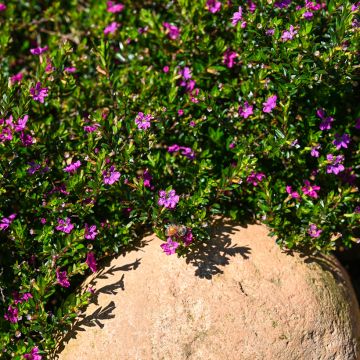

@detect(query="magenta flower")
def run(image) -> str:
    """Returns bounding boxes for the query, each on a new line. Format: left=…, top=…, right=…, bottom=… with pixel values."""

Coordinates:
left=103, top=166, right=121, bottom=185
left=274, top=0, right=292, bottom=8
left=263, top=95, right=277, bottom=113
left=281, top=25, right=297, bottom=41
left=206, top=0, right=222, bottom=13
left=301, top=180, right=320, bottom=198
left=30, top=46, right=48, bottom=55
left=160, top=237, right=179, bottom=255
left=64, top=160, right=81, bottom=173
left=0, top=3, right=6, bottom=11
left=266, top=28, right=275, bottom=36
left=223, top=49, right=237, bottom=68
left=84, top=123, right=100, bottom=133
left=168, top=145, right=195, bottom=160
left=168, top=144, right=181, bottom=153
left=104, top=22, right=120, bottom=35
left=247, top=0, right=256, bottom=12
left=286, top=186, right=300, bottom=199
left=56, top=269, right=70, bottom=288
left=316, top=108, right=334, bottom=130
left=56, top=218, right=74, bottom=234
left=333, top=133, right=350, bottom=150
left=308, top=224, right=322, bottom=238
left=142, top=169, right=153, bottom=188
left=158, top=189, right=180, bottom=209
left=24, top=346, right=42, bottom=360
left=135, top=112, right=152, bottom=130
left=20, top=132, right=34, bottom=147
left=326, top=154, right=345, bottom=175
left=180, top=66, right=192, bottom=80
left=163, top=65, right=169, bottom=73
left=10, top=72, right=23, bottom=84
left=238, top=101, right=254, bottom=118
left=64, top=67, right=77, bottom=73
left=184, top=229, right=193, bottom=246
left=0, top=214, right=16, bottom=231
left=107, top=1, right=124, bottom=13
left=246, top=172, right=265, bottom=186
left=86, top=252, right=97, bottom=273
left=30, top=82, right=48, bottom=103
left=310, top=145, right=320, bottom=157
left=303, top=11, right=314, bottom=19
left=85, top=224, right=98, bottom=240
left=14, top=115, right=29, bottom=132
left=163, top=22, right=180, bottom=40
left=231, top=6, right=243, bottom=26
left=4, top=306, right=18, bottom=323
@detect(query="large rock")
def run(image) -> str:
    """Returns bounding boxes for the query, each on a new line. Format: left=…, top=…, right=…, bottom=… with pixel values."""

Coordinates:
left=56, top=221, right=360, bottom=360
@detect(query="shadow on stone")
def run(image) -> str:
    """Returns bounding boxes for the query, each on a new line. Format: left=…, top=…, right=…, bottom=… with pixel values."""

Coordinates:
left=52, top=258, right=142, bottom=358
left=186, top=219, right=252, bottom=279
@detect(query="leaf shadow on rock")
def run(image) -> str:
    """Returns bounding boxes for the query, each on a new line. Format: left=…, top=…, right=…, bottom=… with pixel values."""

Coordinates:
left=185, top=218, right=252, bottom=279
left=52, top=242, right=146, bottom=359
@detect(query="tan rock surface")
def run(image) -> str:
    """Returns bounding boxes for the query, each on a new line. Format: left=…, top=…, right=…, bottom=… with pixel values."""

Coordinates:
left=55, top=221, right=360, bottom=360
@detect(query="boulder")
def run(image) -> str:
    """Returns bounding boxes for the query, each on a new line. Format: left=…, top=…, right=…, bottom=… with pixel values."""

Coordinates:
left=56, top=221, right=360, bottom=360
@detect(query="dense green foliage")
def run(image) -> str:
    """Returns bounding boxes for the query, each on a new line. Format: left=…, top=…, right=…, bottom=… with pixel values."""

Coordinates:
left=0, top=0, right=359, bottom=357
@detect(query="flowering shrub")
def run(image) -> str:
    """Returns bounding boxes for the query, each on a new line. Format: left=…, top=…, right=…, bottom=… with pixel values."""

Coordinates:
left=0, top=0, right=359, bottom=358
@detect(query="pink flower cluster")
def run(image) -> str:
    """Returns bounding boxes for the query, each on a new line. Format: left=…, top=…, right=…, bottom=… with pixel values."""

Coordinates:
left=168, top=144, right=195, bottom=160
left=0, top=213, right=16, bottom=231
left=0, top=115, right=33, bottom=146
left=163, top=22, right=180, bottom=40
left=158, top=189, right=180, bottom=209
left=103, top=166, right=121, bottom=185
left=135, top=112, right=153, bottom=130
left=246, top=172, right=266, bottom=186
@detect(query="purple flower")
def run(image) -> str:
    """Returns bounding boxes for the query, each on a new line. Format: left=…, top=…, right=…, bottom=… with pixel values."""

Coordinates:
left=180, top=147, right=195, bottom=160
left=275, top=0, right=292, bottom=8
left=333, top=133, right=350, bottom=150
left=86, top=252, right=97, bottom=273
left=301, top=180, right=320, bottom=198
left=27, top=162, right=41, bottom=175
left=20, top=132, right=33, bottom=147
left=4, top=306, right=18, bottom=323
left=64, top=67, right=77, bottom=73
left=266, top=28, right=275, bottom=36
left=160, top=237, right=179, bottom=255
left=319, top=114, right=334, bottom=130
left=56, top=218, right=74, bottom=234
left=308, top=224, right=322, bottom=238
left=326, top=154, right=345, bottom=175
left=247, top=1, right=257, bottom=12
left=84, top=123, right=100, bottom=133
left=0, top=214, right=16, bottom=231
left=303, top=11, right=314, bottom=19
left=21, top=293, right=33, bottom=302
left=0, top=3, right=6, bottom=11
left=281, top=25, right=297, bottom=41
left=10, top=72, right=23, bottom=84
left=163, top=65, right=169, bottom=73
left=180, top=67, right=192, bottom=80
left=24, top=346, right=42, bottom=360
left=163, top=22, right=180, bottom=40
left=15, top=115, right=29, bottom=132
left=355, top=118, right=360, bottom=130
left=135, top=112, right=152, bottom=130
left=184, top=229, right=193, bottom=246
left=104, top=22, right=120, bottom=35
left=56, top=269, right=70, bottom=288
left=231, top=6, right=243, bottom=26
left=206, top=0, right=222, bottom=13
left=158, top=189, right=180, bottom=209
left=30, top=82, right=48, bottom=103
left=310, top=145, right=320, bottom=157
left=107, top=1, right=124, bottom=13
left=30, top=46, right=48, bottom=55
left=246, top=172, right=266, bottom=186
left=168, top=144, right=181, bottom=153
left=286, top=186, right=300, bottom=199
left=238, top=101, right=254, bottom=118
left=263, top=95, right=277, bottom=113
left=64, top=160, right=81, bottom=173
left=223, top=49, right=237, bottom=68
left=142, top=169, right=153, bottom=188
left=85, top=224, right=98, bottom=240
left=103, top=166, right=121, bottom=185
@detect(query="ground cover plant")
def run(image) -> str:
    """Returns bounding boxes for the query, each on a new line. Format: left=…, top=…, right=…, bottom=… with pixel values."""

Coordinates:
left=0, top=0, right=359, bottom=358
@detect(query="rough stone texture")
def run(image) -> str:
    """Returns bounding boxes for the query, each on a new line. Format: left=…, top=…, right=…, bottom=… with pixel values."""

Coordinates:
left=56, top=220, right=360, bottom=360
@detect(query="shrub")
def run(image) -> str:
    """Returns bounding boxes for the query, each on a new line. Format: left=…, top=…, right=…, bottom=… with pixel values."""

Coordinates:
left=0, top=0, right=359, bottom=358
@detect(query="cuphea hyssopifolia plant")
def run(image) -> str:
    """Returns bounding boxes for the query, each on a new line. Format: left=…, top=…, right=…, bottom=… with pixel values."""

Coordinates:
left=0, top=0, right=359, bottom=358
